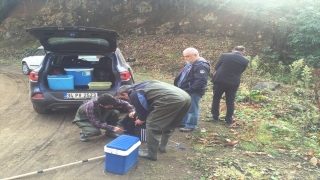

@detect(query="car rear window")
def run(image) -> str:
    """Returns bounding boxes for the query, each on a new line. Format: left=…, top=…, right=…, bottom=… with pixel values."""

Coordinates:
left=46, top=37, right=110, bottom=52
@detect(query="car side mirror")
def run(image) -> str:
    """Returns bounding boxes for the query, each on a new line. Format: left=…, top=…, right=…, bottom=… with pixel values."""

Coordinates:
left=126, top=57, right=136, bottom=62
left=26, top=52, right=32, bottom=57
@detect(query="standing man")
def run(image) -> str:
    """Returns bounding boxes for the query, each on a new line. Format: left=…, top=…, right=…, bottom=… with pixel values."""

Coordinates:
left=73, top=93, right=135, bottom=142
left=174, top=47, right=210, bottom=132
left=211, top=46, right=249, bottom=126
left=116, top=80, right=191, bottom=161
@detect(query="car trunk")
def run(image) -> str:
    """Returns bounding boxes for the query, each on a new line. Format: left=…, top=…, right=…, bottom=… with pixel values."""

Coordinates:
left=40, top=54, right=119, bottom=96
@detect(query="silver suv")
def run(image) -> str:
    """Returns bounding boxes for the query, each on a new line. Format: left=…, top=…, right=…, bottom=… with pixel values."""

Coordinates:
left=27, top=26, right=135, bottom=114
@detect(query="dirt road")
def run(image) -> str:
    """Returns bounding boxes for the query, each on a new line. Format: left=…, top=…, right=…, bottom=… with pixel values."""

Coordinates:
left=1, top=66, right=318, bottom=180
left=0, top=67, right=193, bottom=180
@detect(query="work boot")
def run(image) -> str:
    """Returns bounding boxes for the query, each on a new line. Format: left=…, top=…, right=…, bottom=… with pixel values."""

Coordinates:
left=80, top=134, right=89, bottom=142
left=138, top=150, right=157, bottom=161
left=105, top=131, right=120, bottom=138
left=145, top=143, right=159, bottom=161
left=159, top=137, right=169, bottom=153
left=139, top=141, right=159, bottom=161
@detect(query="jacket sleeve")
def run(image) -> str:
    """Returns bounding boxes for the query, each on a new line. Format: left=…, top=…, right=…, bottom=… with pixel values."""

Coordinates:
left=242, top=58, right=249, bottom=73
left=174, top=70, right=183, bottom=86
left=184, top=63, right=210, bottom=93
left=129, top=92, right=149, bottom=121
left=84, top=102, right=114, bottom=131
left=117, top=99, right=135, bottom=113
left=214, top=54, right=225, bottom=71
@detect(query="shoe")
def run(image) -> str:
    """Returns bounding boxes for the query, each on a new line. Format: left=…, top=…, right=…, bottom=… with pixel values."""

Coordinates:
left=225, top=119, right=233, bottom=127
left=80, top=134, right=89, bottom=142
left=179, top=127, right=194, bottom=132
left=177, top=124, right=185, bottom=128
left=212, top=119, right=220, bottom=122
left=225, top=123, right=232, bottom=128
left=105, top=131, right=120, bottom=138
left=138, top=150, right=157, bottom=161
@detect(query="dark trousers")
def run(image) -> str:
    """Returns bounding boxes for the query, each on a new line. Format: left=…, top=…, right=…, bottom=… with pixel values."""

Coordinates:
left=122, top=114, right=146, bottom=140
left=74, top=109, right=119, bottom=137
left=211, top=83, right=238, bottom=124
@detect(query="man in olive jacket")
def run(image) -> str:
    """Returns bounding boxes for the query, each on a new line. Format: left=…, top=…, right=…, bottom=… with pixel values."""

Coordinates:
left=211, top=46, right=249, bottom=126
left=117, top=80, right=191, bottom=161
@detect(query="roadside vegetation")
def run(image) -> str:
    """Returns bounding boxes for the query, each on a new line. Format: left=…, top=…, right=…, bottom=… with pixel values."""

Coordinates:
left=134, top=48, right=320, bottom=179
left=119, top=33, right=319, bottom=179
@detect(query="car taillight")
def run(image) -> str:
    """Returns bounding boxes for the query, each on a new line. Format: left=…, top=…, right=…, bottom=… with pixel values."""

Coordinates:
left=32, top=94, right=43, bottom=98
left=30, top=71, right=38, bottom=81
left=120, top=71, right=131, bottom=81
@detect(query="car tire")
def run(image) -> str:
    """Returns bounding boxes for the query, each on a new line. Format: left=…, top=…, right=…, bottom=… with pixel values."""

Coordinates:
left=22, top=62, right=31, bottom=75
left=33, top=105, right=51, bottom=114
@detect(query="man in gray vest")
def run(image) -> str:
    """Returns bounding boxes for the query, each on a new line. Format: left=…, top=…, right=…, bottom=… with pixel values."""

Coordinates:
left=116, top=80, right=191, bottom=161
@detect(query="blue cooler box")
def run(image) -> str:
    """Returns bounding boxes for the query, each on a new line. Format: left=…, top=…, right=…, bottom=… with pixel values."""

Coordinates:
left=104, top=135, right=141, bottom=175
left=64, top=68, right=93, bottom=86
left=47, top=74, right=74, bottom=90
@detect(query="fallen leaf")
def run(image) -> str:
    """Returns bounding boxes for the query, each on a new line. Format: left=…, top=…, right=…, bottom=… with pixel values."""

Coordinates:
left=244, top=151, right=254, bottom=156
left=310, top=157, right=318, bottom=166
left=187, top=157, right=194, bottom=160
left=278, top=149, right=286, bottom=153
left=307, top=150, right=314, bottom=156
left=256, top=151, right=267, bottom=155
left=267, top=154, right=274, bottom=158
left=223, top=141, right=238, bottom=146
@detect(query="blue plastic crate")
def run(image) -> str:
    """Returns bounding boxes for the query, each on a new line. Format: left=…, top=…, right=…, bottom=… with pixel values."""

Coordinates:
left=47, top=74, right=74, bottom=90
left=64, top=68, right=93, bottom=86
left=104, top=135, right=141, bottom=175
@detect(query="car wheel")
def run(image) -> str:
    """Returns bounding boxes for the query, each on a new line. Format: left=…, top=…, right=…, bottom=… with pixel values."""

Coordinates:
left=22, top=62, right=31, bottom=75
left=33, top=105, right=51, bottom=114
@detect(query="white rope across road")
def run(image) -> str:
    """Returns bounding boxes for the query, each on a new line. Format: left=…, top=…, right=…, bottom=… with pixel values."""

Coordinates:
left=0, top=155, right=105, bottom=180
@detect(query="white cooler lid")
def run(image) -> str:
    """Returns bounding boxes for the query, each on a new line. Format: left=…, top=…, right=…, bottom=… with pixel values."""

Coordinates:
left=104, top=141, right=141, bottom=156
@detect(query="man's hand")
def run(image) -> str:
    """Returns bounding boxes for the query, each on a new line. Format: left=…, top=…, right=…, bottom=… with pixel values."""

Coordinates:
left=113, top=126, right=123, bottom=133
left=134, top=117, right=145, bottom=126
left=128, top=111, right=135, bottom=118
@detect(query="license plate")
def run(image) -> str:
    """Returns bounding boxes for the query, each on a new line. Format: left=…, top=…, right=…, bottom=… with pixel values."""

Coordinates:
left=64, top=93, right=98, bottom=99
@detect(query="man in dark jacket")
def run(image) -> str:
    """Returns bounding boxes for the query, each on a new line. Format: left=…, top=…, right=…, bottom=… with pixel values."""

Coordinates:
left=73, top=93, right=135, bottom=142
left=116, top=80, right=191, bottom=161
left=211, top=46, right=249, bottom=126
left=174, top=47, right=210, bottom=132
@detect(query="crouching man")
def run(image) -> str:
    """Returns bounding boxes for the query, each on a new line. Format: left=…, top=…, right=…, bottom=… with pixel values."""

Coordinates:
left=116, top=80, right=191, bottom=161
left=73, top=93, right=135, bottom=142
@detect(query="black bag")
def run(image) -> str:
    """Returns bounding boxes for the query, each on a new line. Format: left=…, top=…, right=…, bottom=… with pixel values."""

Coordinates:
left=93, top=69, right=110, bottom=81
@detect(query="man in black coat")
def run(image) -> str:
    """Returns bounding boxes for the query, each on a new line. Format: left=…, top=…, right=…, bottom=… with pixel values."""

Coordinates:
left=211, top=46, right=249, bottom=126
